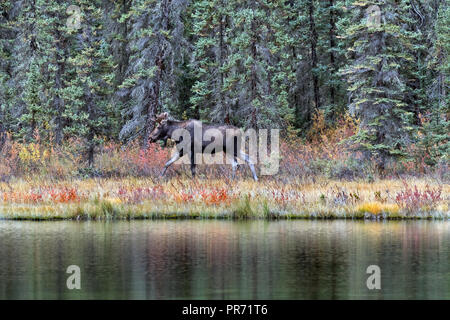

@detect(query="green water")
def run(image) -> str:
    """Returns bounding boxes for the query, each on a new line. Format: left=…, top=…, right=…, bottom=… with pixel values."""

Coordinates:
left=0, top=220, right=449, bottom=299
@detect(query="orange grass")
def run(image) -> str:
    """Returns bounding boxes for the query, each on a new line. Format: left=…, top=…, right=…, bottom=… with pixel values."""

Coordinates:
left=0, top=177, right=448, bottom=220
left=0, top=114, right=447, bottom=220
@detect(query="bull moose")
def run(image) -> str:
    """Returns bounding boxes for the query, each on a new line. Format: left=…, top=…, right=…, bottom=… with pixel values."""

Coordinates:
left=148, top=112, right=258, bottom=181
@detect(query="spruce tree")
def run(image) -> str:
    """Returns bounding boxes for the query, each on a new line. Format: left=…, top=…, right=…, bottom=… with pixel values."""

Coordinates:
left=190, top=0, right=231, bottom=123
left=65, top=0, right=116, bottom=166
left=223, top=0, right=295, bottom=129
left=19, top=59, right=46, bottom=141
left=420, top=1, right=449, bottom=164
left=0, top=0, right=14, bottom=145
left=9, top=0, right=71, bottom=144
left=341, top=1, right=417, bottom=169
left=118, top=0, right=188, bottom=148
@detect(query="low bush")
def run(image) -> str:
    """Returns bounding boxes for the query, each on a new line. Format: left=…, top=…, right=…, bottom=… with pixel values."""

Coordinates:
left=395, top=181, right=442, bottom=213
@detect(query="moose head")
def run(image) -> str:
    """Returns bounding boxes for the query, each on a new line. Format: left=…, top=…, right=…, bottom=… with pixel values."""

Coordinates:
left=149, top=112, right=170, bottom=144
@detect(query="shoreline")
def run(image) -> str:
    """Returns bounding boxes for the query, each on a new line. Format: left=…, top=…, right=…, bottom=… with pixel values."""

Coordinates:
left=0, top=177, right=448, bottom=221
left=0, top=214, right=449, bottom=222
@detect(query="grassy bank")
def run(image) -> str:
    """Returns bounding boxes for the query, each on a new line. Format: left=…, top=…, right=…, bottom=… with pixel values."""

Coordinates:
left=0, top=177, right=448, bottom=221
left=1, top=118, right=448, bottom=221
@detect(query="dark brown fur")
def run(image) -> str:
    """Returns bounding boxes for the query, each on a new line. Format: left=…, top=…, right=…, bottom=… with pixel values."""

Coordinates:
left=149, top=113, right=258, bottom=180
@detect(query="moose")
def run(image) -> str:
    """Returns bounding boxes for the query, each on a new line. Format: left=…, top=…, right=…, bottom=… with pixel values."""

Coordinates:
left=148, top=112, right=258, bottom=181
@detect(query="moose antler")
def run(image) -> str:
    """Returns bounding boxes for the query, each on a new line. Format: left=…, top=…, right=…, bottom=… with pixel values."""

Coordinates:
left=152, top=112, right=169, bottom=124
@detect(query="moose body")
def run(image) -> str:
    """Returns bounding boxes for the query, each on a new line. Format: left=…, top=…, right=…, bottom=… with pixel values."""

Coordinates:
left=149, top=113, right=258, bottom=181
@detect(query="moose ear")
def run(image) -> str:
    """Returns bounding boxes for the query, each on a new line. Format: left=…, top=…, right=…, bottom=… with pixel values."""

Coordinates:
left=155, top=112, right=169, bottom=123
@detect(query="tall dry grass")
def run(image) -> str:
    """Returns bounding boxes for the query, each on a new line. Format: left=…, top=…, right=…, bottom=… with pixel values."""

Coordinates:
left=1, top=112, right=447, bottom=183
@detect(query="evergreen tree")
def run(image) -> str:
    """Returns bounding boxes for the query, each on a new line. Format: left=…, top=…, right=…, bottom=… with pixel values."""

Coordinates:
left=190, top=0, right=231, bottom=123
left=9, top=0, right=71, bottom=144
left=5, top=0, right=40, bottom=137
left=420, top=1, right=449, bottom=164
left=341, top=1, right=417, bottom=169
left=287, top=0, right=331, bottom=131
left=320, top=0, right=347, bottom=121
left=65, top=0, right=116, bottom=165
left=0, top=0, right=14, bottom=146
left=118, top=0, right=189, bottom=148
left=104, top=0, right=132, bottom=133
left=19, top=59, right=47, bottom=141
left=0, top=0, right=447, bottom=169
left=223, top=0, right=295, bottom=129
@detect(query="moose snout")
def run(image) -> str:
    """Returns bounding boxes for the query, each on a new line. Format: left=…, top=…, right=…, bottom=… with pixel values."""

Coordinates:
left=149, top=133, right=159, bottom=143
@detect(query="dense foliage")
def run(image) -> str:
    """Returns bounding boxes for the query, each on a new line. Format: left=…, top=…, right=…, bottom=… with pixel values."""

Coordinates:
left=0, top=0, right=448, bottom=172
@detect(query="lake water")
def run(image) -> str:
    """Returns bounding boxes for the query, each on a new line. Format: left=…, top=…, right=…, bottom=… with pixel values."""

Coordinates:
left=0, top=220, right=449, bottom=299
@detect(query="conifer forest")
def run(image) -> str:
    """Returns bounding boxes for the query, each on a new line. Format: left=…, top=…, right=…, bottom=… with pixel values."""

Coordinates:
left=0, top=0, right=448, bottom=220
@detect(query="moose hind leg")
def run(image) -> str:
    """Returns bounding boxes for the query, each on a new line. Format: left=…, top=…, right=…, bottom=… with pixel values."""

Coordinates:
left=232, top=157, right=238, bottom=179
left=240, top=152, right=258, bottom=181
left=231, top=136, right=239, bottom=179
left=190, top=152, right=196, bottom=178
left=190, top=163, right=196, bottom=178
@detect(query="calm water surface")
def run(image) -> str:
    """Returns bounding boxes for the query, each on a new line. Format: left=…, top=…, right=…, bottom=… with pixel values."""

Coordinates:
left=0, top=220, right=449, bottom=299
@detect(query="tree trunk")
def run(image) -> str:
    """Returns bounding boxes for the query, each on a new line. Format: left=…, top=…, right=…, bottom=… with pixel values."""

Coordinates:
left=328, top=0, right=336, bottom=107
left=86, top=91, right=96, bottom=167
left=142, top=52, right=163, bottom=149
left=250, top=0, right=258, bottom=128
left=142, top=0, right=170, bottom=149
left=53, top=14, right=66, bottom=145
left=308, top=0, right=320, bottom=110
left=218, top=4, right=226, bottom=121
left=0, top=120, right=5, bottom=152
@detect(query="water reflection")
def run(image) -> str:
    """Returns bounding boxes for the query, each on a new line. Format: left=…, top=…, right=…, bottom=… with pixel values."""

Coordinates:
left=0, top=220, right=449, bottom=299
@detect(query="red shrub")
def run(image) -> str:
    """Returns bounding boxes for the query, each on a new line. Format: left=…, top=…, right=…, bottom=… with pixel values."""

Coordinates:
left=117, top=185, right=166, bottom=204
left=49, top=187, right=80, bottom=203
left=395, top=182, right=442, bottom=212
left=200, top=188, right=230, bottom=205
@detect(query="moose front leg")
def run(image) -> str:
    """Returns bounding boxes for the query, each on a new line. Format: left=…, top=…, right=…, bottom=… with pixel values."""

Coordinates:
left=239, top=151, right=258, bottom=181
left=161, top=150, right=182, bottom=177
left=190, top=152, right=196, bottom=178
